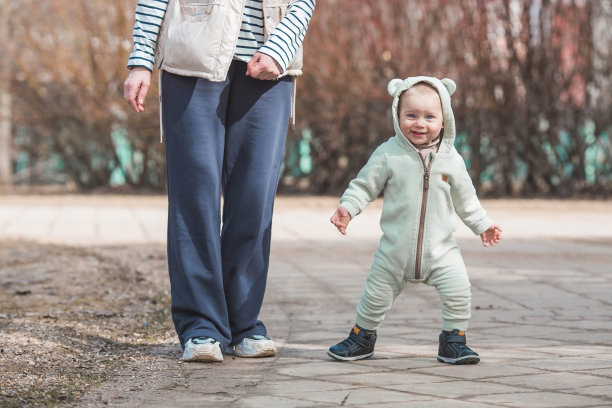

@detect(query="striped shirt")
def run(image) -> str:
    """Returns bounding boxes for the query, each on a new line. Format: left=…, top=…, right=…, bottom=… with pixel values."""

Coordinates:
left=234, top=0, right=266, bottom=63
left=128, top=0, right=168, bottom=70
left=127, top=0, right=315, bottom=73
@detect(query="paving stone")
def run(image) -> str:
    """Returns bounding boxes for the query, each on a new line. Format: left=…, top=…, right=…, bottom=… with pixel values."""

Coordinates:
left=264, top=379, right=359, bottom=396
left=470, top=391, right=608, bottom=407
left=373, top=401, right=499, bottom=408
left=384, top=380, right=526, bottom=399
left=358, top=357, right=440, bottom=371
left=518, top=345, right=612, bottom=358
left=279, top=387, right=435, bottom=406
left=569, top=384, right=612, bottom=399
left=513, top=357, right=612, bottom=371
left=588, top=367, right=612, bottom=377
left=236, top=395, right=332, bottom=408
left=413, top=363, right=547, bottom=380
left=277, top=361, right=376, bottom=377
left=490, top=371, right=611, bottom=391
left=318, top=371, right=449, bottom=387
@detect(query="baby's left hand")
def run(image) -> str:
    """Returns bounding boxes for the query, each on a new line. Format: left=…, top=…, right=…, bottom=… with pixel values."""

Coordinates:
left=480, top=224, right=503, bottom=247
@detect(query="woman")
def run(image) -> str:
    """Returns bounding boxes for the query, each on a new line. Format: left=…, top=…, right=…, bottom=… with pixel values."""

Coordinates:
left=124, top=0, right=316, bottom=362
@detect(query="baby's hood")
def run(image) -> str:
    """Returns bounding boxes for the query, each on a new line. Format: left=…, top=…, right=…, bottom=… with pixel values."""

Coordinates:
left=387, top=76, right=457, bottom=153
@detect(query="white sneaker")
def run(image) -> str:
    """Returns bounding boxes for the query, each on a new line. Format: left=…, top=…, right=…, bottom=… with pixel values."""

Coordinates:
left=234, top=335, right=277, bottom=358
left=182, top=336, right=223, bottom=362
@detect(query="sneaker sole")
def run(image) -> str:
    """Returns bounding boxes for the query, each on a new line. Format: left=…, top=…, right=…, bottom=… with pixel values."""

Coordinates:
left=235, top=348, right=276, bottom=358
left=183, top=350, right=223, bottom=363
left=437, top=355, right=480, bottom=365
left=327, top=350, right=373, bottom=361
left=235, top=342, right=277, bottom=358
left=183, top=354, right=223, bottom=362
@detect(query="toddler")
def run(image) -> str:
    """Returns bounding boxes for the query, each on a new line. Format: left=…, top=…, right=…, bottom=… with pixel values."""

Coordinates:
left=328, top=76, right=502, bottom=364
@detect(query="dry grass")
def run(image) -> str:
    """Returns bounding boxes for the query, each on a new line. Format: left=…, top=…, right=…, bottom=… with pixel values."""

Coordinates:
left=0, top=241, right=174, bottom=407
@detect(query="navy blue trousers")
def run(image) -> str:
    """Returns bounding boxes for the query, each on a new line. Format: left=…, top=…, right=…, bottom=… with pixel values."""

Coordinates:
left=162, top=61, right=293, bottom=351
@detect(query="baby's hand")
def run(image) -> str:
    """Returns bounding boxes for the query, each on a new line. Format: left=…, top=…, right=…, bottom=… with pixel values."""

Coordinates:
left=481, top=224, right=503, bottom=247
left=330, top=206, right=351, bottom=235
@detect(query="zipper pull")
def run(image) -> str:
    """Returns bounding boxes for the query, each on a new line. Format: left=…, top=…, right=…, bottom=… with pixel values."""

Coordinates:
left=424, top=168, right=430, bottom=191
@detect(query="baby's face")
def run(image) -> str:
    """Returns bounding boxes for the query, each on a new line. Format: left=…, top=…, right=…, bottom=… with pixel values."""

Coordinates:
left=398, top=85, right=443, bottom=146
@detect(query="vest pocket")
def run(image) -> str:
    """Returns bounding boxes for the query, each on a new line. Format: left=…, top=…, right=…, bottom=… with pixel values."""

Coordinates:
left=180, top=0, right=218, bottom=22
left=263, top=3, right=289, bottom=37
left=162, top=0, right=227, bottom=72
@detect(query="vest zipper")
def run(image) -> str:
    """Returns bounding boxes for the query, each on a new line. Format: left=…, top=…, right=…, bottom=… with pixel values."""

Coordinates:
left=414, top=154, right=434, bottom=279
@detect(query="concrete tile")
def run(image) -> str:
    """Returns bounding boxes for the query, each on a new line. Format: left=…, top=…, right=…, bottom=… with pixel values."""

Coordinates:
left=513, top=357, right=612, bottom=372
left=385, top=380, right=526, bottom=399
left=282, top=387, right=435, bottom=406
left=237, top=395, right=331, bottom=408
left=475, top=325, right=584, bottom=338
left=277, top=361, right=376, bottom=377
left=373, top=343, right=436, bottom=358
left=264, top=357, right=316, bottom=366
left=476, top=349, right=559, bottom=362
left=589, top=367, right=612, bottom=377
left=318, top=371, right=447, bottom=387
left=374, top=401, right=499, bottom=408
left=264, top=379, right=358, bottom=396
left=470, top=391, right=608, bottom=407
left=136, top=391, right=236, bottom=408
left=275, top=344, right=329, bottom=360
left=413, top=363, right=546, bottom=380
left=490, top=372, right=611, bottom=391
left=569, top=384, right=612, bottom=399
left=358, top=357, right=440, bottom=371
left=553, top=331, right=612, bottom=345
left=519, top=345, right=612, bottom=358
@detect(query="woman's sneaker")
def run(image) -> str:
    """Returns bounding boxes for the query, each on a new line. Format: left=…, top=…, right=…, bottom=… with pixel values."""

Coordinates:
left=235, top=335, right=277, bottom=358
left=437, top=330, right=480, bottom=364
left=182, top=336, right=223, bottom=362
left=328, top=325, right=377, bottom=361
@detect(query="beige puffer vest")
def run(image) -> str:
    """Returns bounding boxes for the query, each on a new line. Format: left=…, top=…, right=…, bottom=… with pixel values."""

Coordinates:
left=156, top=0, right=304, bottom=81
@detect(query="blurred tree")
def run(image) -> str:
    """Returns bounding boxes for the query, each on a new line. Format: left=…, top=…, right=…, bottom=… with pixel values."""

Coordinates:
left=9, top=0, right=164, bottom=189
left=0, top=0, right=13, bottom=185
left=294, top=0, right=612, bottom=197
left=451, top=0, right=612, bottom=196
left=3, top=0, right=611, bottom=196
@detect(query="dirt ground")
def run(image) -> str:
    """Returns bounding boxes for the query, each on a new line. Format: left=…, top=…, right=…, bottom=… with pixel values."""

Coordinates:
left=0, top=242, right=173, bottom=407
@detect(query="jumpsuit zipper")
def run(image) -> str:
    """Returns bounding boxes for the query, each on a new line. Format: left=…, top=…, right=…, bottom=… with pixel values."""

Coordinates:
left=414, top=154, right=434, bottom=279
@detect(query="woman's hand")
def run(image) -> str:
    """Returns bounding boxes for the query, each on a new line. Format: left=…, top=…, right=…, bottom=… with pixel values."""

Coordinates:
left=246, top=53, right=282, bottom=80
left=123, top=67, right=151, bottom=112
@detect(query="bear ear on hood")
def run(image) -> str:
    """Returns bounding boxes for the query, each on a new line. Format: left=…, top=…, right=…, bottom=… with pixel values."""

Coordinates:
left=441, top=78, right=456, bottom=96
left=387, top=78, right=404, bottom=97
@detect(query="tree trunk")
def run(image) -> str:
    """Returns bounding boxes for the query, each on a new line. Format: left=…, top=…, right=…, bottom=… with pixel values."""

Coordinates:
left=0, top=0, right=12, bottom=185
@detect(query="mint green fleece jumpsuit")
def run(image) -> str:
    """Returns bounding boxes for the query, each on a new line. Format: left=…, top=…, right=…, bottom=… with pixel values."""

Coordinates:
left=340, top=76, right=492, bottom=332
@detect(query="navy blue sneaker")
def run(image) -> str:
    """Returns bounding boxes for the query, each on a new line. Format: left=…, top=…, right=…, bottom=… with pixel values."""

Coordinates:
left=437, top=330, right=480, bottom=364
left=328, top=325, right=377, bottom=361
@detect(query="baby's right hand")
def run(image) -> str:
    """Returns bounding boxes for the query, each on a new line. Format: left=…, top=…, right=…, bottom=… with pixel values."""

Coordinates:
left=330, top=206, right=351, bottom=235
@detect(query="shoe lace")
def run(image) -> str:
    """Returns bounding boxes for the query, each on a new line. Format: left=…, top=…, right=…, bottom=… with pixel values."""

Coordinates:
left=191, top=336, right=216, bottom=345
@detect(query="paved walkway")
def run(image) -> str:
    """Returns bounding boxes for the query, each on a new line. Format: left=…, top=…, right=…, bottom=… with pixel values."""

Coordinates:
left=2, top=195, right=612, bottom=407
